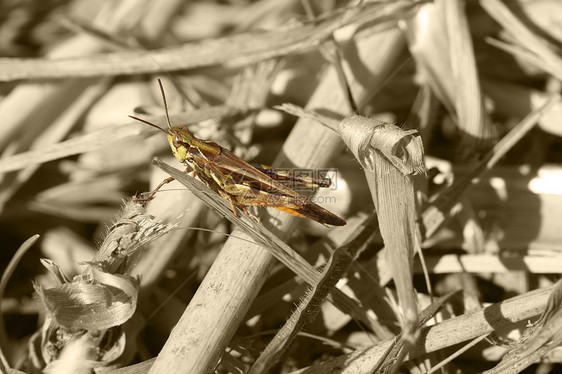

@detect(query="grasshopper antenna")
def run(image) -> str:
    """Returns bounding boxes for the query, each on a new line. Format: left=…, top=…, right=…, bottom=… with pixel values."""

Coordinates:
left=129, top=115, right=168, bottom=134
left=129, top=80, right=172, bottom=133
left=157, top=79, right=173, bottom=130
left=149, top=56, right=247, bottom=150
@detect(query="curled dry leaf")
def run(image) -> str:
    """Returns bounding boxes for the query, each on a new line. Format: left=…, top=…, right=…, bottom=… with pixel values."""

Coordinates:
left=35, top=264, right=139, bottom=331
left=276, top=104, right=426, bottom=176
left=28, top=200, right=180, bottom=371
left=30, top=265, right=135, bottom=372
left=338, top=114, right=424, bottom=360
left=28, top=316, right=129, bottom=373
left=339, top=114, right=426, bottom=176
left=277, top=101, right=426, bottom=365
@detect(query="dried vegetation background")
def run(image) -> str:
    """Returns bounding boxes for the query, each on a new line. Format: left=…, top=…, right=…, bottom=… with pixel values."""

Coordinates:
left=0, top=0, right=562, bottom=373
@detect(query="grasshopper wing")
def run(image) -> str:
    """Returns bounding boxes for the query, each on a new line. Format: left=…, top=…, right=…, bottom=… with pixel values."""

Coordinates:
left=206, top=147, right=345, bottom=226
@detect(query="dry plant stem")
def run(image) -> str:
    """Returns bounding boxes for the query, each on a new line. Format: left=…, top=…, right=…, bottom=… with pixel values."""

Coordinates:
left=147, top=24, right=407, bottom=374
left=0, top=19, right=326, bottom=81
left=0, top=79, right=97, bottom=211
left=373, top=292, right=459, bottom=374
left=426, top=333, right=490, bottom=374
left=0, top=77, right=113, bottom=212
left=292, top=285, right=553, bottom=374
left=108, top=359, right=155, bottom=374
left=248, top=218, right=375, bottom=373
left=0, top=105, right=238, bottom=174
left=0, top=43, right=96, bottom=151
left=0, top=235, right=40, bottom=369
left=422, top=94, right=560, bottom=239
left=483, top=280, right=562, bottom=373
left=0, top=0, right=187, bottom=173
left=139, top=0, right=189, bottom=42
left=248, top=248, right=351, bottom=374
left=0, top=1, right=419, bottom=82
left=248, top=215, right=394, bottom=339
left=416, top=254, right=562, bottom=274
left=0, top=0, right=170, bottom=179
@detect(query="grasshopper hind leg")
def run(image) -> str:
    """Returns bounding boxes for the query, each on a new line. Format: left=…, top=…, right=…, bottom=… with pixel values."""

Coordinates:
left=226, top=194, right=239, bottom=218
left=240, top=205, right=260, bottom=223
left=218, top=189, right=260, bottom=223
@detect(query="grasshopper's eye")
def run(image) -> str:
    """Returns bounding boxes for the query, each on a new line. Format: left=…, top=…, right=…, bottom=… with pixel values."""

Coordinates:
left=172, top=135, right=182, bottom=148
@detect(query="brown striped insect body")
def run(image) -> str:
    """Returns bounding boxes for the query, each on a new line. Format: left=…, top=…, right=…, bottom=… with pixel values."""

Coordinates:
left=130, top=80, right=345, bottom=226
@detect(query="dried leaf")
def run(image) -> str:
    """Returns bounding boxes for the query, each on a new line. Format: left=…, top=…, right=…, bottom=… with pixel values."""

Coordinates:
left=481, top=0, right=562, bottom=81
left=35, top=264, right=139, bottom=330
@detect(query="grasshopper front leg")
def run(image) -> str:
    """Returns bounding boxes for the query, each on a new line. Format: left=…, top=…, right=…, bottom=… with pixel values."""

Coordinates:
left=134, top=176, right=175, bottom=203
left=136, top=166, right=196, bottom=203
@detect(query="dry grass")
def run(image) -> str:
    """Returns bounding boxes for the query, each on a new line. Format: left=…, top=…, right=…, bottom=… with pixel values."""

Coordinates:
left=0, top=1, right=562, bottom=373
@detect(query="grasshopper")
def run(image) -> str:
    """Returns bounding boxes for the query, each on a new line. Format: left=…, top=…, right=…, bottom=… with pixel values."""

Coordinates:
left=130, top=80, right=346, bottom=226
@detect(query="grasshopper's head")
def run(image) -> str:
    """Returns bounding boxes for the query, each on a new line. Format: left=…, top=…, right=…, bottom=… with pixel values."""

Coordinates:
left=168, top=127, right=195, bottom=163
left=129, top=79, right=198, bottom=165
